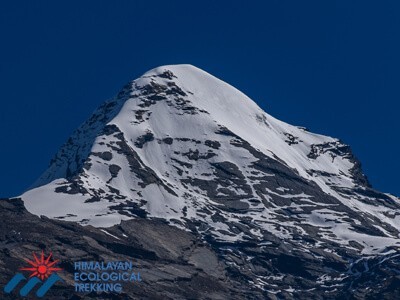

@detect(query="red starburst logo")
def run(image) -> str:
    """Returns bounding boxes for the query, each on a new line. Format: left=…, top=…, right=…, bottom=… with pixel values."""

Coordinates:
left=20, top=251, right=62, bottom=280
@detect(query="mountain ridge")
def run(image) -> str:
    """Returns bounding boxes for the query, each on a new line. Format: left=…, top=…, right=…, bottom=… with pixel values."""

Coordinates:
left=14, top=64, right=400, bottom=296
left=21, top=65, right=400, bottom=247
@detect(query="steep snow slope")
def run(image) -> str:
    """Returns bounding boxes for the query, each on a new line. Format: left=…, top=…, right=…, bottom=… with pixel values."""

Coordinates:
left=21, top=65, right=400, bottom=256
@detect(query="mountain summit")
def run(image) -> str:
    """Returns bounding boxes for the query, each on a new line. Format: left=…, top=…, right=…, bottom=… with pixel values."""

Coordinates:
left=16, top=64, right=400, bottom=297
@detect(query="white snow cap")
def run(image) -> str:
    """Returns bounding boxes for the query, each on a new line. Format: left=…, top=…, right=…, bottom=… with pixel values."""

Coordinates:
left=21, top=64, right=400, bottom=255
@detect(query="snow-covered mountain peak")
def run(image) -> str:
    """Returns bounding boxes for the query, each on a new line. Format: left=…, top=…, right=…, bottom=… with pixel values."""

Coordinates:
left=21, top=65, right=400, bottom=256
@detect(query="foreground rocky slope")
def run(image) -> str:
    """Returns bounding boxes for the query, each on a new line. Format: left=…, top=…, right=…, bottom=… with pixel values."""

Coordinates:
left=1, top=198, right=399, bottom=299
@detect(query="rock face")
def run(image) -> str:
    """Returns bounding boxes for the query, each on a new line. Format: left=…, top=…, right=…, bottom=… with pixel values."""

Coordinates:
left=2, top=65, right=400, bottom=298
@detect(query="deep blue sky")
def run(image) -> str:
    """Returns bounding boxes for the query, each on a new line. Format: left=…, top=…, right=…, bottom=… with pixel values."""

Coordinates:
left=1, top=1, right=399, bottom=197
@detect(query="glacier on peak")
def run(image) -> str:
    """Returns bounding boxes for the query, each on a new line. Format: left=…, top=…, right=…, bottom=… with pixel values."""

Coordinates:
left=20, top=64, right=400, bottom=255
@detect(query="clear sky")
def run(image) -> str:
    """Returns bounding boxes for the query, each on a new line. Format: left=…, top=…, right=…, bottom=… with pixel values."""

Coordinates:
left=1, top=1, right=399, bottom=198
